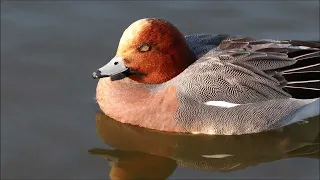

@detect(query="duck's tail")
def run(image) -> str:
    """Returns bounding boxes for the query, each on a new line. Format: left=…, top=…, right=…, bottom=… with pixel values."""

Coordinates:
left=280, top=40, right=320, bottom=99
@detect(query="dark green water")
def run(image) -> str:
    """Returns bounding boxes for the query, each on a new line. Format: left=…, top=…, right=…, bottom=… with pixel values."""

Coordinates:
left=1, top=1, right=319, bottom=179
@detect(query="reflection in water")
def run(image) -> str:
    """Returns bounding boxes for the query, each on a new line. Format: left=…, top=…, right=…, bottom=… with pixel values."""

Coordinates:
left=89, top=113, right=319, bottom=179
left=89, top=149, right=177, bottom=180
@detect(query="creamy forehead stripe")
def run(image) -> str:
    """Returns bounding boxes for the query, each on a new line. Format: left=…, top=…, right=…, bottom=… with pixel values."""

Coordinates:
left=119, top=19, right=150, bottom=46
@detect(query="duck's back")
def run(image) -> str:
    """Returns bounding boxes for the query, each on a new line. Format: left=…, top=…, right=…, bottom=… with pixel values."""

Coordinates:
left=169, top=34, right=320, bottom=135
left=185, top=34, right=320, bottom=99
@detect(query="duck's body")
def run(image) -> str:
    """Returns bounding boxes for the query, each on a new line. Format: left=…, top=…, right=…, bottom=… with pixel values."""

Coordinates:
left=94, top=18, right=320, bottom=135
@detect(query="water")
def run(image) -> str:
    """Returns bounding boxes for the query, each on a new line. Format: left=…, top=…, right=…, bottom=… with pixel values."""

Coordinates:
left=1, top=1, right=319, bottom=179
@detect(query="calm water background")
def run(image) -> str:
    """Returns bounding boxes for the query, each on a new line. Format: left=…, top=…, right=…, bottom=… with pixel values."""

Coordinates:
left=1, top=1, right=319, bottom=179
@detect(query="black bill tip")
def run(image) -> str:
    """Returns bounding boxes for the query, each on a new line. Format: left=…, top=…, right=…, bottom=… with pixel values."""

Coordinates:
left=92, top=70, right=106, bottom=79
left=92, top=68, right=132, bottom=80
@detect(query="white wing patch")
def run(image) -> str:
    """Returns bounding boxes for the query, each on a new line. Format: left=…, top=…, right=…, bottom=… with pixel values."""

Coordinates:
left=204, top=101, right=240, bottom=108
left=295, top=46, right=311, bottom=50
left=202, top=154, right=233, bottom=158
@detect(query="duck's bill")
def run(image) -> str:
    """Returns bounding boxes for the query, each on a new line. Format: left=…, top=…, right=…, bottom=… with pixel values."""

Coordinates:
left=92, top=56, right=130, bottom=81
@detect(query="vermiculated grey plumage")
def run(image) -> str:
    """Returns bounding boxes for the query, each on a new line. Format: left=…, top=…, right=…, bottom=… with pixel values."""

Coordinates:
left=159, top=34, right=320, bottom=135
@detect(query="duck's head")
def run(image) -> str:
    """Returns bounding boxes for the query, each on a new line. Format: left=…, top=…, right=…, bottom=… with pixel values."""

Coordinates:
left=92, top=18, right=195, bottom=84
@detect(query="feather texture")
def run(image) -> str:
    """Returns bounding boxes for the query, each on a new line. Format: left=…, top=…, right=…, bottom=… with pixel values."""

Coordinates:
left=160, top=34, right=320, bottom=134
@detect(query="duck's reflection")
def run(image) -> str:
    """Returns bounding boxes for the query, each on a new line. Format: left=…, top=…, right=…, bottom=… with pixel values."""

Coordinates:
left=89, top=148, right=177, bottom=179
left=89, top=113, right=319, bottom=179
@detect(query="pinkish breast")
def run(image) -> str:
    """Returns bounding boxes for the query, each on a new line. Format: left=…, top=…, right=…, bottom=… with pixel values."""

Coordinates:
left=96, top=78, right=185, bottom=132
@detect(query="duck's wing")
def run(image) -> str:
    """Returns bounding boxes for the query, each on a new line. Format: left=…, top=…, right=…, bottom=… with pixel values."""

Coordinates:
left=278, top=40, right=320, bottom=98
left=215, top=37, right=320, bottom=99
left=175, top=35, right=320, bottom=134
left=182, top=35, right=320, bottom=102
left=177, top=50, right=293, bottom=104
left=175, top=56, right=319, bottom=134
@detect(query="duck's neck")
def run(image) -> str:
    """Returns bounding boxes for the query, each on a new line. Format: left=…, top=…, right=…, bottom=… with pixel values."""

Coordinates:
left=166, top=44, right=196, bottom=77
left=174, top=44, right=197, bottom=70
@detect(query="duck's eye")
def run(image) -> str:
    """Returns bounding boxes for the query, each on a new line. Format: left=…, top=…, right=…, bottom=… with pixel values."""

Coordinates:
left=138, top=43, right=151, bottom=52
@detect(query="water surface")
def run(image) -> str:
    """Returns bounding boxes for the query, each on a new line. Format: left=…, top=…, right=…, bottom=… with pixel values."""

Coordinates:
left=1, top=1, right=319, bottom=179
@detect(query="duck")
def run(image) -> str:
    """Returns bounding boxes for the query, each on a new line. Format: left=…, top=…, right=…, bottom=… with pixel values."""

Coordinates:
left=92, top=18, right=320, bottom=135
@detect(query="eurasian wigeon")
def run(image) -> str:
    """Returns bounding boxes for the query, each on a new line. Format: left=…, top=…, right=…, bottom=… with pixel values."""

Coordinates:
left=92, top=18, right=320, bottom=135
